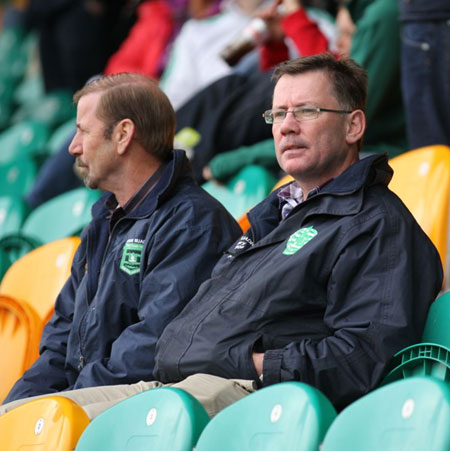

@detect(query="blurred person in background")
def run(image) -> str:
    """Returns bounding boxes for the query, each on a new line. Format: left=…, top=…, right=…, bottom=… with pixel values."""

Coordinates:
left=399, top=0, right=450, bottom=149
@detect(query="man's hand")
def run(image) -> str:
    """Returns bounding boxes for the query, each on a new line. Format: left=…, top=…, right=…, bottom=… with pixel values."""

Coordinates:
left=252, top=352, right=264, bottom=377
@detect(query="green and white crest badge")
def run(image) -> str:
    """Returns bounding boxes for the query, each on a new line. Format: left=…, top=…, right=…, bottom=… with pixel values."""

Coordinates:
left=120, top=239, right=144, bottom=275
left=283, top=226, right=318, bottom=256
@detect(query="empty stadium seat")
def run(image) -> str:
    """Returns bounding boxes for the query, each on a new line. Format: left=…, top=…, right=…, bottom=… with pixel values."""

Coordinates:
left=0, top=187, right=99, bottom=276
left=0, top=295, right=41, bottom=402
left=0, top=195, right=29, bottom=239
left=75, top=387, right=210, bottom=451
left=20, top=187, right=100, bottom=244
left=383, top=290, right=450, bottom=385
left=12, top=89, right=75, bottom=130
left=0, top=396, right=89, bottom=450
left=321, top=377, right=450, bottom=450
left=0, top=157, right=36, bottom=197
left=0, top=237, right=80, bottom=325
left=0, top=120, right=50, bottom=166
left=195, top=382, right=337, bottom=451
left=388, top=145, right=450, bottom=285
left=46, top=118, right=75, bottom=155
left=202, top=165, right=277, bottom=219
left=0, top=238, right=80, bottom=397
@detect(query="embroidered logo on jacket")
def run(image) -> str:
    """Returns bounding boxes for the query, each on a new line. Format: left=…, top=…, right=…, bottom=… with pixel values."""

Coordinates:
left=120, top=239, right=144, bottom=275
left=283, top=226, right=318, bottom=255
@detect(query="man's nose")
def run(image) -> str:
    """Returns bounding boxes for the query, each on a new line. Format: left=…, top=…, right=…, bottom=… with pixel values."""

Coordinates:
left=68, top=132, right=81, bottom=155
left=279, top=111, right=301, bottom=133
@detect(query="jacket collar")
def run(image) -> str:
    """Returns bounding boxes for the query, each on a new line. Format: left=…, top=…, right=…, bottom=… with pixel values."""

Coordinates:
left=248, top=153, right=392, bottom=241
left=91, top=149, right=194, bottom=220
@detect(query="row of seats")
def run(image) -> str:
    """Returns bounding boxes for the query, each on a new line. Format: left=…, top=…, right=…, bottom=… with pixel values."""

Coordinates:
left=1, top=375, right=450, bottom=450
left=0, top=237, right=81, bottom=401
left=1, top=280, right=449, bottom=448
left=0, top=187, right=100, bottom=278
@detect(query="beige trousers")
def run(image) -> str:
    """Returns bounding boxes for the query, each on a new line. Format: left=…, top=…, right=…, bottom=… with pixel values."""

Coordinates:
left=0, top=374, right=256, bottom=419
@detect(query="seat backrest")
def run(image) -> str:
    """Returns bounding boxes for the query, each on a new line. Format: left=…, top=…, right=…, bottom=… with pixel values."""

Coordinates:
left=0, top=120, right=50, bottom=166
left=0, top=295, right=41, bottom=402
left=202, top=165, right=277, bottom=219
left=21, top=187, right=100, bottom=244
left=388, top=145, right=450, bottom=278
left=75, top=387, right=210, bottom=451
left=195, top=382, right=337, bottom=451
left=12, top=89, right=75, bottom=130
left=422, top=290, right=450, bottom=346
left=0, top=396, right=89, bottom=450
left=272, top=174, right=294, bottom=192
left=0, top=157, right=36, bottom=197
left=322, top=377, right=450, bottom=451
left=0, top=237, right=80, bottom=322
left=381, top=291, right=450, bottom=386
left=47, top=118, right=75, bottom=155
left=0, top=195, right=28, bottom=239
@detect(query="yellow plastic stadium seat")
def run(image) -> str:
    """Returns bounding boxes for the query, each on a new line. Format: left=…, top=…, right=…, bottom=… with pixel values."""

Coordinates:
left=272, top=174, right=294, bottom=192
left=0, top=396, right=90, bottom=450
left=0, top=237, right=81, bottom=324
left=0, top=295, right=41, bottom=402
left=389, top=145, right=450, bottom=282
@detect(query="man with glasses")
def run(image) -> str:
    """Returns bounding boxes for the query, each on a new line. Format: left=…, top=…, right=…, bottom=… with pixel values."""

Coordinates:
left=1, top=55, right=442, bottom=420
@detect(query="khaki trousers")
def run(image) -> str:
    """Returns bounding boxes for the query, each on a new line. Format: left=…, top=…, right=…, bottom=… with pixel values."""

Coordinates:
left=0, top=374, right=256, bottom=419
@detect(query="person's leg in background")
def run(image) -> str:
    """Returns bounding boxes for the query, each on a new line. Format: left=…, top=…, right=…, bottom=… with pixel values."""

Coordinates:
left=401, top=19, right=450, bottom=149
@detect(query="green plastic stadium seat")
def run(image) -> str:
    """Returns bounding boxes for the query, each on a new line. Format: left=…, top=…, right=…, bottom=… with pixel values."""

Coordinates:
left=322, top=377, right=450, bottom=451
left=46, top=119, right=75, bottom=155
left=195, top=382, right=337, bottom=451
left=0, top=78, right=15, bottom=130
left=383, top=291, right=450, bottom=385
left=0, top=157, right=36, bottom=197
left=75, top=387, right=210, bottom=451
left=20, top=187, right=101, bottom=243
left=0, top=27, right=26, bottom=82
left=0, top=195, right=29, bottom=239
left=12, top=90, right=75, bottom=130
left=13, top=74, right=45, bottom=110
left=0, top=187, right=99, bottom=278
left=202, top=165, right=277, bottom=219
left=0, top=120, right=50, bottom=165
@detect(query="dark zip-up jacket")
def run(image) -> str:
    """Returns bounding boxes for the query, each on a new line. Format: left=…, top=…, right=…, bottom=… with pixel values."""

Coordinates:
left=154, top=154, right=443, bottom=410
left=4, top=150, right=241, bottom=403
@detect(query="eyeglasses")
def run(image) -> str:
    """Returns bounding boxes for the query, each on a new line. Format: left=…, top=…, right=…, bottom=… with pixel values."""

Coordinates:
left=262, top=107, right=353, bottom=124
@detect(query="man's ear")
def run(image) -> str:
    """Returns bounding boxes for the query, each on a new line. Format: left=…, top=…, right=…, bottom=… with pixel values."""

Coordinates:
left=345, top=109, right=365, bottom=146
left=114, top=119, right=135, bottom=155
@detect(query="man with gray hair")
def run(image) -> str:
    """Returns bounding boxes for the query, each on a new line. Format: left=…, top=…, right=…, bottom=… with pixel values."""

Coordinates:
left=3, top=73, right=241, bottom=404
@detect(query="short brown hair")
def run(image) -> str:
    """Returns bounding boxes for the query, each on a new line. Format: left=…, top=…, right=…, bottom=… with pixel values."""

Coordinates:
left=272, top=53, right=367, bottom=112
left=74, top=73, right=176, bottom=161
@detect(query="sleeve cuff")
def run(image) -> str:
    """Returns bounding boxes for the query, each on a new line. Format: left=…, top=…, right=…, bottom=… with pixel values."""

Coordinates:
left=261, top=349, right=284, bottom=386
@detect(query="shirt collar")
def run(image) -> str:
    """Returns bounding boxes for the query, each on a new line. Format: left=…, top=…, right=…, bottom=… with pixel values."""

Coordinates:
left=277, top=178, right=333, bottom=220
left=105, top=163, right=166, bottom=231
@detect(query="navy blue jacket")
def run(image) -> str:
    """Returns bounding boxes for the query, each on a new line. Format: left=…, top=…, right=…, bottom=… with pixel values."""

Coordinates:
left=5, top=150, right=241, bottom=403
left=154, top=154, right=443, bottom=410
